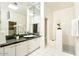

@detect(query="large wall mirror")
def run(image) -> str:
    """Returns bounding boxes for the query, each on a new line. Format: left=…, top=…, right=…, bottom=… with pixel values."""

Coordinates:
left=0, top=2, right=40, bottom=36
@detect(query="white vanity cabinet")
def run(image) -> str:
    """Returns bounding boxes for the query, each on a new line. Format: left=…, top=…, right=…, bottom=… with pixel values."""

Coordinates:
left=4, top=44, right=16, bottom=56
left=0, top=37, right=40, bottom=56
left=0, top=47, right=4, bottom=56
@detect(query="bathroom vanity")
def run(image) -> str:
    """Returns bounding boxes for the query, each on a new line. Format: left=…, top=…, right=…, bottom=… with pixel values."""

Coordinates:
left=0, top=35, right=41, bottom=56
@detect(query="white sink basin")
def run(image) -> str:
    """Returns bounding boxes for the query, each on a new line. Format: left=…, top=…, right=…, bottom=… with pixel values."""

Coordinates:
left=23, top=35, right=36, bottom=38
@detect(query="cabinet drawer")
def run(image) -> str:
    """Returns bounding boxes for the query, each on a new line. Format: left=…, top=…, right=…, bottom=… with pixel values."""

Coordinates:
left=4, top=45, right=16, bottom=56
left=0, top=48, right=4, bottom=56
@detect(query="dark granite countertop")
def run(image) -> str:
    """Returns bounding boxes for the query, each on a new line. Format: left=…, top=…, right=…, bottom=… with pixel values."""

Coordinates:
left=0, top=35, right=41, bottom=47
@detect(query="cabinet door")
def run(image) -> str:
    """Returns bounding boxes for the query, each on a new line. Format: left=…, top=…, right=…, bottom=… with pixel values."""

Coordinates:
left=16, top=41, right=29, bottom=56
left=4, top=45, right=16, bottom=56
left=0, top=47, right=4, bottom=56
left=34, top=38, right=40, bottom=48
left=28, top=39, right=36, bottom=52
left=29, top=38, right=40, bottom=52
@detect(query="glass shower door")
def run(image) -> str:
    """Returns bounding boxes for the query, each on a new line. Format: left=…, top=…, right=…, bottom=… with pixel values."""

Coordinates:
left=72, top=19, right=79, bottom=56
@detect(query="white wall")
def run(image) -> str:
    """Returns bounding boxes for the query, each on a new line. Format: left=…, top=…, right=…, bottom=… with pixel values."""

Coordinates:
left=74, top=3, right=79, bottom=18
left=40, top=2, right=45, bottom=48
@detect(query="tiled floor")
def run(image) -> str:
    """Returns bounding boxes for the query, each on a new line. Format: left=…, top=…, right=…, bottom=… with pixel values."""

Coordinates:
left=29, top=44, right=74, bottom=56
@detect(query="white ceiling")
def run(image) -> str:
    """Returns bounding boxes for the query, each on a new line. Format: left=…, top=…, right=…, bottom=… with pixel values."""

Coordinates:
left=45, top=2, right=74, bottom=11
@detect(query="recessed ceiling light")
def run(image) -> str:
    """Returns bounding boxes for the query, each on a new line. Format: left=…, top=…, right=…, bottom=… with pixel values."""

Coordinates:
left=8, top=4, right=18, bottom=10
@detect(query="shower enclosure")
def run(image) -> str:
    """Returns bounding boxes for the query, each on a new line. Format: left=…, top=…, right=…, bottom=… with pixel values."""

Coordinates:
left=72, top=19, right=79, bottom=56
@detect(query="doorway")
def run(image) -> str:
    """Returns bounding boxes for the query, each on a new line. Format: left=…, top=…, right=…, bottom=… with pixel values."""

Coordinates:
left=45, top=18, right=48, bottom=47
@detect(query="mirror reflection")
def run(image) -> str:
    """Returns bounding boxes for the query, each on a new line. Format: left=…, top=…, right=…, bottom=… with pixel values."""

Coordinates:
left=0, top=2, right=40, bottom=43
left=0, top=2, right=40, bottom=34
